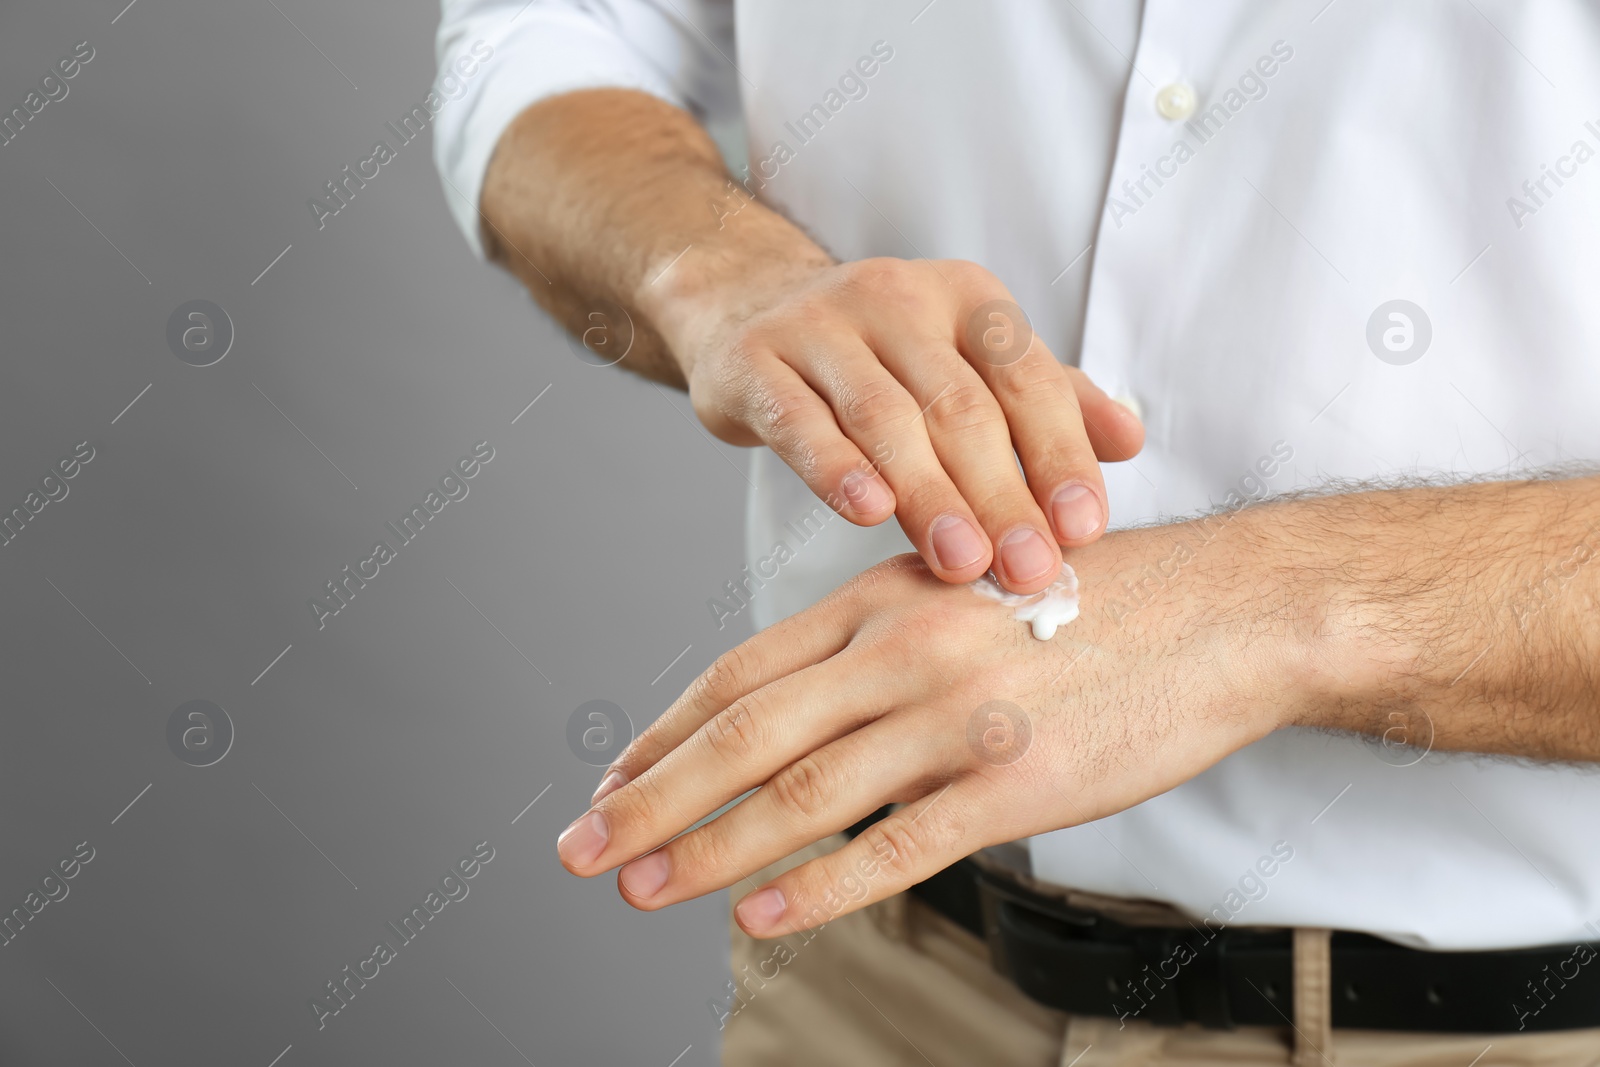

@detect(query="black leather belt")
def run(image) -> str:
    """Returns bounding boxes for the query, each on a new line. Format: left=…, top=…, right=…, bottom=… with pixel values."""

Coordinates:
left=844, top=813, right=1598, bottom=1033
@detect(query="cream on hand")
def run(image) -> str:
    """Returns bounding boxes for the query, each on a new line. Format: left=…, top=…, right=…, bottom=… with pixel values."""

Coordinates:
left=971, top=562, right=1080, bottom=640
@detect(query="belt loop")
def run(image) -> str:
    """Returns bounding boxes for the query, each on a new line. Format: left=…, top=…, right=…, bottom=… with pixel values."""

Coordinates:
left=1291, top=927, right=1332, bottom=1066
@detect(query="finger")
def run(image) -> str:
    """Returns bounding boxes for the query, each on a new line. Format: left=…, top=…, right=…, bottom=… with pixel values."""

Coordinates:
left=972, top=336, right=1112, bottom=549
left=561, top=644, right=892, bottom=876
left=728, top=356, right=897, bottom=525
left=615, top=710, right=958, bottom=910
left=1064, top=366, right=1146, bottom=463
left=785, top=335, right=995, bottom=584
left=873, top=334, right=1063, bottom=592
left=592, top=598, right=861, bottom=803
left=730, top=781, right=985, bottom=938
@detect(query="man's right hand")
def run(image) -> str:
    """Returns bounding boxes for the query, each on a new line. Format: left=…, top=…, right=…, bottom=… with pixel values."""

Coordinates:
left=643, top=253, right=1145, bottom=594
left=480, top=89, right=1142, bottom=594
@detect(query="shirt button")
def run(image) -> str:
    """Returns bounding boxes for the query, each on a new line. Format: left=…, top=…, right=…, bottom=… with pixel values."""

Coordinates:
left=1155, top=83, right=1196, bottom=121
left=1113, top=393, right=1144, bottom=422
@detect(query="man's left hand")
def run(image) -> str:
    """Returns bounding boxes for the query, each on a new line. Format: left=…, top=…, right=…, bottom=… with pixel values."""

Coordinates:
left=557, top=522, right=1307, bottom=937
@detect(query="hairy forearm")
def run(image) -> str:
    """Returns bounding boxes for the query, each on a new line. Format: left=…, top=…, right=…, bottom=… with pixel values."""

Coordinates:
left=478, top=88, right=831, bottom=386
left=1243, top=475, right=1600, bottom=761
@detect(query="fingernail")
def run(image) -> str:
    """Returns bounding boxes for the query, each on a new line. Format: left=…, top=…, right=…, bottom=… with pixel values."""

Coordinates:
left=734, top=887, right=788, bottom=934
left=1051, top=484, right=1103, bottom=542
left=930, top=513, right=986, bottom=571
left=591, top=770, right=627, bottom=804
left=998, top=527, right=1057, bottom=585
left=619, top=851, right=671, bottom=899
left=556, top=810, right=609, bottom=868
left=841, top=470, right=892, bottom=516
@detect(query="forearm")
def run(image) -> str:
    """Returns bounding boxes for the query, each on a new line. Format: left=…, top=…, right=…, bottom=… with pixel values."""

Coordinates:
left=478, top=88, right=831, bottom=386
left=561, top=475, right=1600, bottom=925
left=479, top=90, right=1143, bottom=594
left=1243, top=476, right=1600, bottom=760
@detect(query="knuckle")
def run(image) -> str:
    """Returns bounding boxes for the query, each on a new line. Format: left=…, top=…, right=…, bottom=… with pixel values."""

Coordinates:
left=672, top=826, right=739, bottom=884
left=753, top=388, right=823, bottom=478
left=993, top=352, right=1066, bottom=397
left=704, top=332, right=769, bottom=386
left=896, top=473, right=962, bottom=523
left=1024, top=427, right=1098, bottom=482
left=1040, top=443, right=1099, bottom=486
left=781, top=297, right=839, bottom=337
left=690, top=346, right=768, bottom=435
left=867, top=804, right=966, bottom=877
left=971, top=484, right=1035, bottom=526
left=946, top=258, right=998, bottom=291
left=863, top=818, right=926, bottom=877
left=841, top=257, right=911, bottom=297
left=604, top=768, right=660, bottom=828
left=608, top=736, right=651, bottom=775
left=702, top=698, right=766, bottom=765
left=924, top=381, right=1000, bottom=433
left=767, top=756, right=834, bottom=821
left=834, top=376, right=911, bottom=435
left=832, top=553, right=916, bottom=609
left=754, top=385, right=807, bottom=437
left=697, top=645, right=753, bottom=709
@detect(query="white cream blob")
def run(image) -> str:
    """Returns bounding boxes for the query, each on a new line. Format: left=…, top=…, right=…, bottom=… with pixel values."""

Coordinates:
left=971, top=562, right=1080, bottom=640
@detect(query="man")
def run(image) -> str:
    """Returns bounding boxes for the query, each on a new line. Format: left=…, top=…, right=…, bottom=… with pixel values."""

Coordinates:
left=434, top=1, right=1600, bottom=1063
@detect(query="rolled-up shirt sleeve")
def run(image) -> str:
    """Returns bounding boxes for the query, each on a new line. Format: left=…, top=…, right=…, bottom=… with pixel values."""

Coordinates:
left=433, top=0, right=737, bottom=257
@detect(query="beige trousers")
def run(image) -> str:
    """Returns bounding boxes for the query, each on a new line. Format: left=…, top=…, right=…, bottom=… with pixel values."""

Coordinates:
left=723, top=837, right=1600, bottom=1066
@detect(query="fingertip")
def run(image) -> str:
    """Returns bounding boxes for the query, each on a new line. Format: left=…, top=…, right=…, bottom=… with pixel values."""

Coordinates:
left=1050, top=483, right=1106, bottom=545
left=556, top=809, right=610, bottom=873
left=591, top=769, right=628, bottom=805
left=994, top=526, right=1061, bottom=592
left=1104, top=397, right=1147, bottom=459
left=733, top=886, right=788, bottom=937
left=1077, top=390, right=1146, bottom=462
left=617, top=851, right=671, bottom=908
left=928, top=513, right=991, bottom=577
left=838, top=468, right=895, bottom=524
left=1113, top=409, right=1146, bottom=458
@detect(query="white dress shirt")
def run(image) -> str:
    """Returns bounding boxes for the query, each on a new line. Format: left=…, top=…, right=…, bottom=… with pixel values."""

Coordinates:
left=435, top=0, right=1600, bottom=950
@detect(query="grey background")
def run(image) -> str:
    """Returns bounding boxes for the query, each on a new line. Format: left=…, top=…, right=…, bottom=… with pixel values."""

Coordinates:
left=0, top=1, right=745, bottom=1063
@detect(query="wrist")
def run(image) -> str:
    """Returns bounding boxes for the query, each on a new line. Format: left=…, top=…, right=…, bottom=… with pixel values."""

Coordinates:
left=1075, top=513, right=1308, bottom=739
left=1227, top=502, right=1414, bottom=736
left=631, top=207, right=833, bottom=381
left=1085, top=504, right=1382, bottom=737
